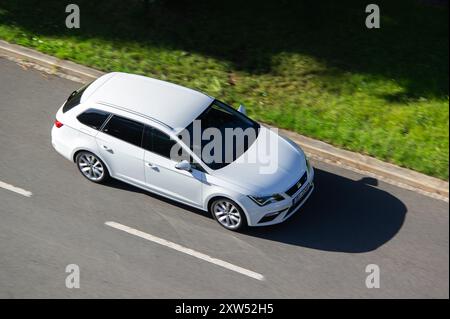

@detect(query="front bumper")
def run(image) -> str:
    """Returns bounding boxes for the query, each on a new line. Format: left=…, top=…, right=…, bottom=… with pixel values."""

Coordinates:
left=243, top=167, right=315, bottom=227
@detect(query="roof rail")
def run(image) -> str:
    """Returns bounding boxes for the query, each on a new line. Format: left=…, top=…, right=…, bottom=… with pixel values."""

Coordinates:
left=97, top=101, right=173, bottom=131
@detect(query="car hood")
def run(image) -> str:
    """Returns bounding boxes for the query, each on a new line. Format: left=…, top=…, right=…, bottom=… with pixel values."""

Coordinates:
left=211, top=126, right=307, bottom=195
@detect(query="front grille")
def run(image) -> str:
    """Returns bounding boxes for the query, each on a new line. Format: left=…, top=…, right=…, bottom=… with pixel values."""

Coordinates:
left=284, top=183, right=313, bottom=219
left=285, top=171, right=308, bottom=197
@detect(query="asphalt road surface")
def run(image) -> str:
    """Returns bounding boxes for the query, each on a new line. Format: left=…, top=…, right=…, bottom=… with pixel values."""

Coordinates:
left=0, top=57, right=448, bottom=298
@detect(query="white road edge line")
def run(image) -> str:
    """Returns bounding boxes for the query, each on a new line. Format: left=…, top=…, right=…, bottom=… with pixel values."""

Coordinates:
left=0, top=180, right=32, bottom=197
left=105, top=221, right=265, bottom=281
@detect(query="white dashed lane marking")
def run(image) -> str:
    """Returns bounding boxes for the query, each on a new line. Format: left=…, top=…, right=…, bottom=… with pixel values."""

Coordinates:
left=0, top=180, right=32, bottom=197
left=105, top=221, right=265, bottom=281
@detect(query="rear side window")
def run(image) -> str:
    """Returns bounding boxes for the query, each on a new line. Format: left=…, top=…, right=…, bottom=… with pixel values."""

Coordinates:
left=143, top=125, right=177, bottom=158
left=77, top=109, right=110, bottom=130
left=102, top=115, right=144, bottom=147
left=63, top=82, right=91, bottom=113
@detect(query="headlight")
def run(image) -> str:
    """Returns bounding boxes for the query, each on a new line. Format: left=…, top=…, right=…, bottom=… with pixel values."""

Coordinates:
left=248, top=194, right=285, bottom=206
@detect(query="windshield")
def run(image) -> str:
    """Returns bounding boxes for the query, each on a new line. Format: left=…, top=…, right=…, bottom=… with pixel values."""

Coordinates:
left=181, top=100, right=260, bottom=170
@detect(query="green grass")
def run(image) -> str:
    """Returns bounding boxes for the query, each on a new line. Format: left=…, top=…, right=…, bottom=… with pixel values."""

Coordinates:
left=0, top=0, right=448, bottom=179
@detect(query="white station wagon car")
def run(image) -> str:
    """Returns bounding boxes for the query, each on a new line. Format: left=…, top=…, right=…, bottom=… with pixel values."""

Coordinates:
left=51, top=72, right=314, bottom=231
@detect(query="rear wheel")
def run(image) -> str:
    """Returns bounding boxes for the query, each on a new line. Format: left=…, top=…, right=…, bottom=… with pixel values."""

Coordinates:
left=76, top=151, right=109, bottom=183
left=210, top=198, right=247, bottom=231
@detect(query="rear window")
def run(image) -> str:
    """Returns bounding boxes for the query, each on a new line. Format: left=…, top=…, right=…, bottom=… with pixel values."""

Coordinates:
left=77, top=109, right=110, bottom=130
left=62, top=82, right=91, bottom=113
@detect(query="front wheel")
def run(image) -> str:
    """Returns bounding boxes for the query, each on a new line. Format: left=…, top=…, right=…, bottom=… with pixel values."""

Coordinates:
left=210, top=198, right=247, bottom=231
left=76, top=151, right=109, bottom=183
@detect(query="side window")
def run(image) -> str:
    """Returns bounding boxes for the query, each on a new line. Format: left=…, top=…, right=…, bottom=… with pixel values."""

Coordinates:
left=143, top=126, right=206, bottom=172
left=102, top=115, right=144, bottom=147
left=142, top=125, right=206, bottom=173
left=77, top=109, right=110, bottom=130
left=143, top=125, right=177, bottom=158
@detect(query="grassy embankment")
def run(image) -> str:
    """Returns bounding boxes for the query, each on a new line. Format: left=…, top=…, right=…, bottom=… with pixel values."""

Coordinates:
left=0, top=0, right=448, bottom=179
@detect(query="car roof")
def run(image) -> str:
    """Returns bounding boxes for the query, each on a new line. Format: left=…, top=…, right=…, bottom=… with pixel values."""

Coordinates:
left=82, top=72, right=214, bottom=130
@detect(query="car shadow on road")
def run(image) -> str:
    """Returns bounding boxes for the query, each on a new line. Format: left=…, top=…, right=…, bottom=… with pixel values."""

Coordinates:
left=244, top=168, right=407, bottom=253
left=105, top=177, right=211, bottom=215
left=104, top=168, right=407, bottom=253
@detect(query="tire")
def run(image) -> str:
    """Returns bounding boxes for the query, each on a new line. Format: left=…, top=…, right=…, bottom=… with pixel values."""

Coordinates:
left=75, top=151, right=109, bottom=184
left=209, top=198, right=247, bottom=231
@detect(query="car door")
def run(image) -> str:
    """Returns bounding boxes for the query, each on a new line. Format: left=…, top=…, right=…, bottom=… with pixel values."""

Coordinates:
left=142, top=125, right=205, bottom=207
left=95, top=115, right=146, bottom=187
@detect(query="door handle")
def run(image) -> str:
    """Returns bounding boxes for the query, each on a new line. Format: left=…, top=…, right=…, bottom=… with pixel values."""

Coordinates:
left=146, top=162, right=157, bottom=169
left=102, top=145, right=113, bottom=153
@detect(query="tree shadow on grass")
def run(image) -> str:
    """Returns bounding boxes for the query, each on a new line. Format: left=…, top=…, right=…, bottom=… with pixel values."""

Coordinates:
left=0, top=0, right=447, bottom=100
left=105, top=167, right=406, bottom=253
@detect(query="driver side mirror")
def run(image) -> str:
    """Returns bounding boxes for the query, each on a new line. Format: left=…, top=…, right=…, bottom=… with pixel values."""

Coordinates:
left=238, top=104, right=247, bottom=115
left=175, top=160, right=192, bottom=172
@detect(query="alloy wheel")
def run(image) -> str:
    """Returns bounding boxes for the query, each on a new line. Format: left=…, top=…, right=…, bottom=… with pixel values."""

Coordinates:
left=77, top=152, right=105, bottom=182
left=212, top=199, right=243, bottom=230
